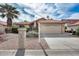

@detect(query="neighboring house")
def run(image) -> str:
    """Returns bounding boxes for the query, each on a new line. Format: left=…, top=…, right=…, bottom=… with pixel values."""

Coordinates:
left=0, top=21, right=7, bottom=27
left=14, top=22, right=30, bottom=28
left=68, top=21, right=79, bottom=31
left=38, top=20, right=65, bottom=34
left=0, top=21, right=7, bottom=33
left=62, top=19, right=79, bottom=26
left=62, top=19, right=79, bottom=31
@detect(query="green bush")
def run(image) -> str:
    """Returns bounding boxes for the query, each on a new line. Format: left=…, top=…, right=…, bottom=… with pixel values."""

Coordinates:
left=72, top=31, right=76, bottom=35
left=26, top=31, right=38, bottom=37
left=12, top=27, right=18, bottom=33
left=26, top=27, right=30, bottom=32
left=32, top=27, right=38, bottom=32
left=25, top=26, right=30, bottom=32
left=76, top=27, right=79, bottom=36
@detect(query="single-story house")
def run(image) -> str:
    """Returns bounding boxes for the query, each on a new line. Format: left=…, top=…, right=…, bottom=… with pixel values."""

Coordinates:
left=38, top=20, right=65, bottom=34
left=14, top=18, right=66, bottom=33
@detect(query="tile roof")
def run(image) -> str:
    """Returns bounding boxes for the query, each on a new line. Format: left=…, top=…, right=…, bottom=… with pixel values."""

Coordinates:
left=15, top=22, right=30, bottom=25
left=38, top=20, right=65, bottom=24
left=69, top=21, right=79, bottom=26
left=62, top=19, right=79, bottom=24
left=15, top=18, right=65, bottom=25
left=30, top=17, right=47, bottom=24
left=31, top=18, right=65, bottom=24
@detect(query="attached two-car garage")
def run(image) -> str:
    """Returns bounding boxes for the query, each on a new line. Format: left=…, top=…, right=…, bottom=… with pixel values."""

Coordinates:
left=38, top=20, right=65, bottom=34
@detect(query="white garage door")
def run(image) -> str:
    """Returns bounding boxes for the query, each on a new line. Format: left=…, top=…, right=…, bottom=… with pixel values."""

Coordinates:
left=40, top=23, right=63, bottom=33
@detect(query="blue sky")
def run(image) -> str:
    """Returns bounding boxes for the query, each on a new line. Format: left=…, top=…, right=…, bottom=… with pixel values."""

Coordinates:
left=0, top=3, right=79, bottom=22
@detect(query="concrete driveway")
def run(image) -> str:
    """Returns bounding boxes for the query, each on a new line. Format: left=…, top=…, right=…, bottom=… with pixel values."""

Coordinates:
left=42, top=33, right=79, bottom=56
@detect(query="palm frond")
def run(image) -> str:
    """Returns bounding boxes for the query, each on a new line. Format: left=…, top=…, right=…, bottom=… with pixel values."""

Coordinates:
left=0, top=3, right=20, bottom=19
left=0, top=14, right=6, bottom=18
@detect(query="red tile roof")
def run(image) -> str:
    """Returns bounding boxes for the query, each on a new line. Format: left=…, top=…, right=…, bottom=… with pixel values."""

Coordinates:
left=38, top=20, right=65, bottom=24
left=69, top=21, right=79, bottom=26
left=15, top=22, right=30, bottom=25
left=15, top=18, right=66, bottom=25
left=31, top=18, right=65, bottom=24
left=30, top=18, right=46, bottom=24
left=62, top=19, right=79, bottom=24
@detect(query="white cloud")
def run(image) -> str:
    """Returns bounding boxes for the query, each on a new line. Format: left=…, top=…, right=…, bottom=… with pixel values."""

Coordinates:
left=1, top=3, right=79, bottom=22
left=55, top=3, right=76, bottom=12
left=0, top=17, right=7, bottom=22
left=23, top=3, right=42, bottom=10
left=22, top=3, right=79, bottom=20
left=68, top=13, right=79, bottom=19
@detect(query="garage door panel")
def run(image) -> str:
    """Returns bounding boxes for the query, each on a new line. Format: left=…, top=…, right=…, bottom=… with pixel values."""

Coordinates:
left=40, top=24, right=63, bottom=33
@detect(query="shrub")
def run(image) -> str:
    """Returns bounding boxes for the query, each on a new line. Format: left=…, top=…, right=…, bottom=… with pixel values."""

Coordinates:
left=25, top=26, right=30, bottom=32
left=5, top=27, right=12, bottom=33
left=76, top=27, right=79, bottom=36
left=64, top=26, right=67, bottom=32
left=26, top=28, right=30, bottom=32
left=19, top=25, right=25, bottom=28
left=72, top=31, right=76, bottom=35
left=12, top=27, right=18, bottom=33
left=26, top=31, right=38, bottom=37
left=32, top=27, right=38, bottom=32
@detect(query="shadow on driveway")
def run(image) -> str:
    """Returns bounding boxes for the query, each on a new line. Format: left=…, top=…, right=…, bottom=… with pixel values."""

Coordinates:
left=15, top=48, right=25, bottom=56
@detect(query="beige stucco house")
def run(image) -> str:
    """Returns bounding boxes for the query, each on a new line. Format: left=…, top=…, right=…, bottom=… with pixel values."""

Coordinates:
left=14, top=18, right=65, bottom=33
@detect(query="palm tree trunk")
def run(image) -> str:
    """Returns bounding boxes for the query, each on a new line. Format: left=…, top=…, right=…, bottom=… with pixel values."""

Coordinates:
left=7, top=17, right=12, bottom=33
left=7, top=17, right=12, bottom=27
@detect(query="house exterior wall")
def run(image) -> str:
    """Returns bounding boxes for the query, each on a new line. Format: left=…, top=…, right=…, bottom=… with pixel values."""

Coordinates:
left=39, top=23, right=65, bottom=34
left=0, top=25, right=5, bottom=33
left=33, top=22, right=37, bottom=28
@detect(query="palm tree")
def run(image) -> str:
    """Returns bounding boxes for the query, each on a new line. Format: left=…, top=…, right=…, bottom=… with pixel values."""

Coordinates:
left=0, top=3, right=20, bottom=27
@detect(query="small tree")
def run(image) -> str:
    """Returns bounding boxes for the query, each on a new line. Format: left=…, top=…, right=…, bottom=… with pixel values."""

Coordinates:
left=64, top=26, right=67, bottom=32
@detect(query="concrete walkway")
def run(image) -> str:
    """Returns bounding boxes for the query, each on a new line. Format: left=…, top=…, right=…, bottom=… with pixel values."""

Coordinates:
left=0, top=33, right=48, bottom=56
left=0, top=50, right=45, bottom=56
left=0, top=50, right=17, bottom=56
